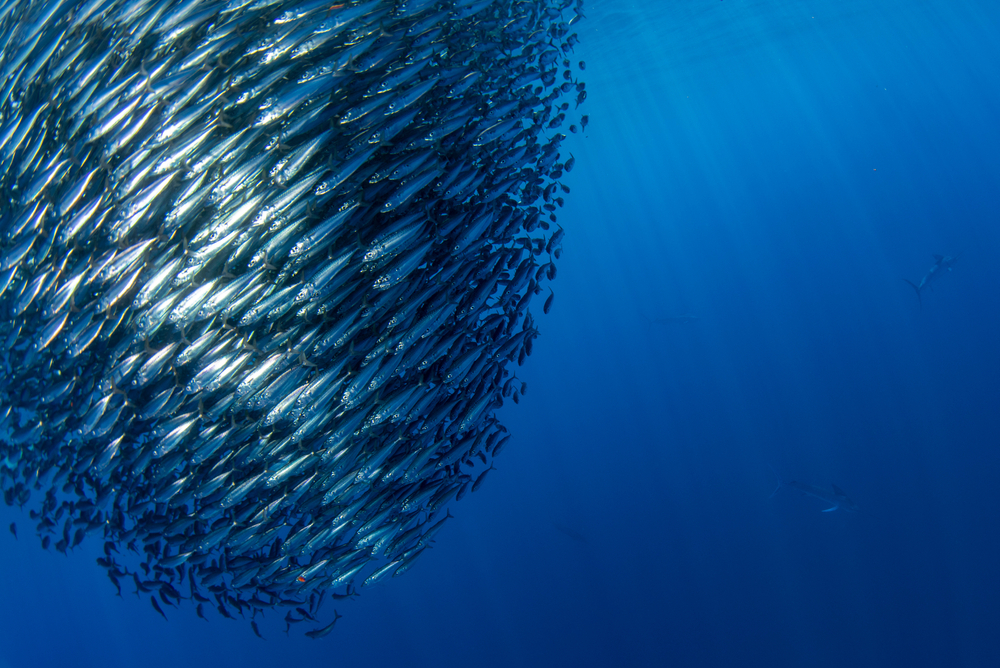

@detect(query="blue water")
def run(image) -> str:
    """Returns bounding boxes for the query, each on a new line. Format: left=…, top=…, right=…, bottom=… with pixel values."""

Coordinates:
left=3, top=1, right=1000, bottom=666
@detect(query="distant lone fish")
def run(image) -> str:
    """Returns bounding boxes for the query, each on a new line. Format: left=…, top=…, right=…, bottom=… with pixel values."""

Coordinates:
left=769, top=466, right=858, bottom=513
left=904, top=254, right=960, bottom=305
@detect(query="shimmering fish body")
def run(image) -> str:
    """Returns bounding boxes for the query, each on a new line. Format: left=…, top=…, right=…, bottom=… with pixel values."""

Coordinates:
left=0, top=0, right=584, bottom=633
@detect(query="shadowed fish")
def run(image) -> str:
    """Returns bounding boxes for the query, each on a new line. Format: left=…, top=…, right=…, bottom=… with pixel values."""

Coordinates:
left=904, top=254, right=960, bottom=305
left=305, top=610, right=342, bottom=639
left=769, top=466, right=858, bottom=513
left=151, top=595, right=168, bottom=621
left=284, top=611, right=303, bottom=635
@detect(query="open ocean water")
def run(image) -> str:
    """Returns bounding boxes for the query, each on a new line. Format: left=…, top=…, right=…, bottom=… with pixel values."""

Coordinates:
left=2, top=1, right=999, bottom=667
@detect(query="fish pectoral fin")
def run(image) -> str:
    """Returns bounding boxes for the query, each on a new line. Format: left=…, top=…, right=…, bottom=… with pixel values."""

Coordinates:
left=821, top=505, right=839, bottom=513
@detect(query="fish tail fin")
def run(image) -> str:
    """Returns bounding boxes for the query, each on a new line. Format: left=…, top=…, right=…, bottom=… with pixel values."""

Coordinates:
left=903, top=279, right=922, bottom=306
left=768, top=463, right=783, bottom=498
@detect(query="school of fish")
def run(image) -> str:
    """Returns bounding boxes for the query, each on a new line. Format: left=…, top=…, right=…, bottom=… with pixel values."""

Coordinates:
left=0, top=0, right=585, bottom=636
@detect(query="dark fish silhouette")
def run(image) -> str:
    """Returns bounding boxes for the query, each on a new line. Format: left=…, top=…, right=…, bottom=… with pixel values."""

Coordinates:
left=150, top=596, right=168, bottom=621
left=472, top=463, right=496, bottom=493
left=305, top=610, right=343, bottom=639
left=769, top=466, right=859, bottom=513
left=904, top=254, right=960, bottom=305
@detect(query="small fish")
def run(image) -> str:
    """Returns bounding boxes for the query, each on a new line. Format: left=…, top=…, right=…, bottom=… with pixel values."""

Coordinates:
left=305, top=610, right=343, bottom=639
left=420, top=509, right=454, bottom=545
left=8, top=522, right=15, bottom=540
left=151, top=596, right=168, bottom=621
left=904, top=253, right=960, bottom=306
left=107, top=573, right=122, bottom=597
left=769, top=465, right=859, bottom=513
left=284, top=611, right=304, bottom=635
left=472, top=464, right=495, bottom=493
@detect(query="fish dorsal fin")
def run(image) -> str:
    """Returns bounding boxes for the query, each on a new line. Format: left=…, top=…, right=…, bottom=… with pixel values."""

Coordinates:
left=933, top=254, right=944, bottom=262
left=831, top=483, right=847, bottom=496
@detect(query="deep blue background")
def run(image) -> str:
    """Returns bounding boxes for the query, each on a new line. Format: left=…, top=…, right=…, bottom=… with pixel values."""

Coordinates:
left=3, top=1, right=999, bottom=666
